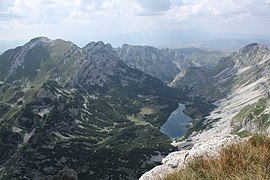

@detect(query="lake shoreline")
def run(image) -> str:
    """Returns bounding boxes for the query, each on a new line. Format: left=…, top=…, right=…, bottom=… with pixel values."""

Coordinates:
left=160, top=103, right=192, bottom=139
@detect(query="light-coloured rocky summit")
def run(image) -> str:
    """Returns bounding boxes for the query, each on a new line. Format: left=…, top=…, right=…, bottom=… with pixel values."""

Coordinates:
left=140, top=134, right=243, bottom=180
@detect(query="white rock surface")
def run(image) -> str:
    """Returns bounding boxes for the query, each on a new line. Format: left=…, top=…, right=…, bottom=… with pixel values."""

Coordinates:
left=139, top=134, right=242, bottom=180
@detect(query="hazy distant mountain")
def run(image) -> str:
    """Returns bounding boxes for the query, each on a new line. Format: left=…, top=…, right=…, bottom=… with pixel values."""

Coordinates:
left=101, top=29, right=270, bottom=51
left=2, top=29, right=270, bottom=53
left=191, top=39, right=270, bottom=52
left=0, top=40, right=25, bottom=54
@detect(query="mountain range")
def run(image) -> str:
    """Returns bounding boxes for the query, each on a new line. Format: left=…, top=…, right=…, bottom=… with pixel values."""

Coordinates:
left=0, top=37, right=270, bottom=179
left=0, top=37, right=187, bottom=179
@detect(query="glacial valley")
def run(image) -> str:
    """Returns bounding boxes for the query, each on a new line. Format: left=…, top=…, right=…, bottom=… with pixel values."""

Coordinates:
left=0, top=37, right=270, bottom=180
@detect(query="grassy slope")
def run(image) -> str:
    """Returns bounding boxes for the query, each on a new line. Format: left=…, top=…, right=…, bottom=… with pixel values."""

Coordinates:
left=232, top=96, right=270, bottom=136
left=166, top=135, right=270, bottom=180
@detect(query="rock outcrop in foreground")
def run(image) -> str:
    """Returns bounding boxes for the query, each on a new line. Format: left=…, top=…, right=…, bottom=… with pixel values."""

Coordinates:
left=140, top=134, right=243, bottom=180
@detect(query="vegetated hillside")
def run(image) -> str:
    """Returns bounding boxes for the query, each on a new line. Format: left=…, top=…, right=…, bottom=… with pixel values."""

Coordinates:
left=166, top=135, right=270, bottom=180
left=117, top=44, right=227, bottom=84
left=0, top=37, right=188, bottom=179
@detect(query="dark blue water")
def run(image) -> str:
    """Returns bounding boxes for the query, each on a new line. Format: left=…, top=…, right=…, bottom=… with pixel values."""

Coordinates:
left=160, top=103, right=191, bottom=138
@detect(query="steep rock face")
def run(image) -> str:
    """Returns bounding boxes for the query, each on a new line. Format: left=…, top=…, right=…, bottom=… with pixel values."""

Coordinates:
left=70, top=41, right=148, bottom=87
left=71, top=41, right=122, bottom=86
left=117, top=44, right=180, bottom=83
left=117, top=44, right=226, bottom=83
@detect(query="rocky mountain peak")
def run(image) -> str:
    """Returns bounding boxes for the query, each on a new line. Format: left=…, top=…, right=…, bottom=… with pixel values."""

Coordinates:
left=121, top=44, right=130, bottom=48
left=82, top=41, right=119, bottom=66
left=237, top=43, right=268, bottom=55
left=70, top=41, right=125, bottom=87
left=83, top=41, right=114, bottom=54
left=3, top=37, right=52, bottom=81
left=83, top=41, right=103, bottom=50
left=232, top=43, right=269, bottom=67
left=29, top=36, right=51, bottom=44
left=23, top=36, right=51, bottom=50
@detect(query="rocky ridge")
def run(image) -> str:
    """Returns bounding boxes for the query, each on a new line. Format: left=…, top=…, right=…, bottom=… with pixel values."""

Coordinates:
left=117, top=44, right=227, bottom=83
left=170, top=43, right=270, bottom=137
left=140, top=134, right=243, bottom=180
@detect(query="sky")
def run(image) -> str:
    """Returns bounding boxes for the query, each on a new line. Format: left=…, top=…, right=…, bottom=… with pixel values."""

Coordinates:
left=0, top=0, right=270, bottom=47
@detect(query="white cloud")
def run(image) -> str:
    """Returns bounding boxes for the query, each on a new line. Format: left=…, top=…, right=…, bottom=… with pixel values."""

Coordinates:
left=20, top=0, right=93, bottom=23
left=2, top=0, right=268, bottom=25
left=167, top=0, right=250, bottom=20
left=263, top=0, right=270, bottom=4
left=0, top=0, right=269, bottom=43
left=136, top=0, right=171, bottom=16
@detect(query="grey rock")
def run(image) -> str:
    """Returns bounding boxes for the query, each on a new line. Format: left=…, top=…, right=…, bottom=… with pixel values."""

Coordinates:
left=117, top=44, right=226, bottom=83
left=140, top=134, right=242, bottom=180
